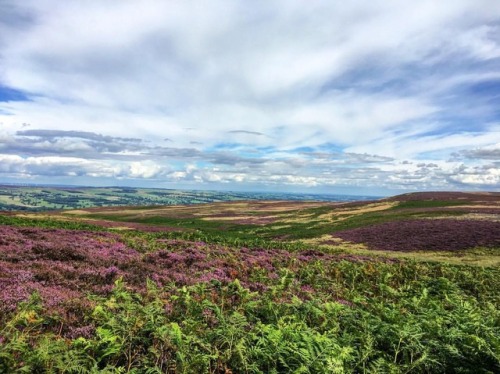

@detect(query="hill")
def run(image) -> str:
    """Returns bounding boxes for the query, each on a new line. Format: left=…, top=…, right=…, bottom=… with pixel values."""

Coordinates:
left=48, top=190, right=499, bottom=265
left=0, top=191, right=499, bottom=372
left=0, top=185, right=373, bottom=211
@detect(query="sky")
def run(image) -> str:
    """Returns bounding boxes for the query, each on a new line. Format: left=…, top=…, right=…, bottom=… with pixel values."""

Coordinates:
left=0, top=0, right=499, bottom=196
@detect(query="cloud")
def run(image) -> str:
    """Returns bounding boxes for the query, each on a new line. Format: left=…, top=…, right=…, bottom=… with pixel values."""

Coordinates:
left=16, top=129, right=141, bottom=143
left=449, top=164, right=500, bottom=186
left=1, top=129, right=147, bottom=159
left=345, top=153, right=394, bottom=163
left=0, top=1, right=499, bottom=193
left=228, top=130, right=265, bottom=136
left=460, top=145, right=500, bottom=160
left=0, top=154, right=170, bottom=180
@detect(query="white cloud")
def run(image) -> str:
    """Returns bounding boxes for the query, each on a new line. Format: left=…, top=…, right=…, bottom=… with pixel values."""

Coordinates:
left=129, top=161, right=166, bottom=179
left=0, top=0, right=499, bottom=193
left=0, top=153, right=168, bottom=180
left=450, top=165, right=500, bottom=186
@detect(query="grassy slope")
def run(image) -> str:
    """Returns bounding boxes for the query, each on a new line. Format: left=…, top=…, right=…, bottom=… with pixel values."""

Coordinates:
left=51, top=191, right=500, bottom=265
left=0, top=192, right=499, bottom=372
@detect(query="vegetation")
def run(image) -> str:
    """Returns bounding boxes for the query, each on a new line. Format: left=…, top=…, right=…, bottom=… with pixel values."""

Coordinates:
left=334, top=219, right=500, bottom=252
left=0, top=191, right=499, bottom=372
left=0, top=185, right=370, bottom=211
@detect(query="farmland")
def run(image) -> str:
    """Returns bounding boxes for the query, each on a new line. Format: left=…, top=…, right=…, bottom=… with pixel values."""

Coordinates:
left=0, top=185, right=372, bottom=211
left=0, top=191, right=499, bottom=372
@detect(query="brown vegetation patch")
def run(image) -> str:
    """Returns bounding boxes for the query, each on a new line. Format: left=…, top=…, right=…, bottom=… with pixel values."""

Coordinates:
left=430, top=213, right=500, bottom=222
left=386, top=191, right=500, bottom=203
left=318, top=202, right=396, bottom=222
left=70, top=200, right=332, bottom=222
left=77, top=200, right=340, bottom=228
left=80, top=219, right=183, bottom=232
left=202, top=215, right=278, bottom=225
left=444, top=207, right=500, bottom=214
left=333, top=219, right=500, bottom=252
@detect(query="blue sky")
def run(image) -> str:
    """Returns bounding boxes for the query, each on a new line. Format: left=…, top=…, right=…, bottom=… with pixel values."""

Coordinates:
left=0, top=0, right=499, bottom=196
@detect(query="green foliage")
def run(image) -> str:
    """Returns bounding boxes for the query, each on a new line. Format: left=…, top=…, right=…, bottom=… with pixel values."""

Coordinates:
left=1, top=261, right=499, bottom=373
left=0, top=214, right=107, bottom=231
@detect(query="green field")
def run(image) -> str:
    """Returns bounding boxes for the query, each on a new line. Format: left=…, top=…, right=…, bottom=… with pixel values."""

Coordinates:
left=0, top=186, right=372, bottom=212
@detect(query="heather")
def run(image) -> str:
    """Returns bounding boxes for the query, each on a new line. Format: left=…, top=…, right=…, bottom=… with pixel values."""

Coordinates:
left=0, top=226, right=371, bottom=316
left=1, top=224, right=499, bottom=372
left=1, top=192, right=499, bottom=372
left=334, top=219, right=500, bottom=252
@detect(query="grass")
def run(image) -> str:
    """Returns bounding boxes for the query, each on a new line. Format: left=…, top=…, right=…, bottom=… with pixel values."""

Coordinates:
left=75, top=203, right=468, bottom=243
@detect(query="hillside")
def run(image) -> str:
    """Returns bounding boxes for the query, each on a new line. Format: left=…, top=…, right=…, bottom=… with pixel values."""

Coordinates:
left=0, top=191, right=499, bottom=372
left=52, top=190, right=500, bottom=265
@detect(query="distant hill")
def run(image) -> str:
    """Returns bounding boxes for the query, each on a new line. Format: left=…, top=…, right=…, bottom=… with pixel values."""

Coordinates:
left=384, top=191, right=500, bottom=202
left=0, top=185, right=377, bottom=211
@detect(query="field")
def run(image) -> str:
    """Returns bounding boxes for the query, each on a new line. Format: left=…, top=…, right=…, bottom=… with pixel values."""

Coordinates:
left=0, top=191, right=499, bottom=372
left=0, top=186, right=371, bottom=211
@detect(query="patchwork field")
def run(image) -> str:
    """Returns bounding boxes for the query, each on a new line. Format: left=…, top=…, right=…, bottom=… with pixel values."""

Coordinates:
left=0, top=191, right=499, bottom=372
left=0, top=185, right=369, bottom=211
